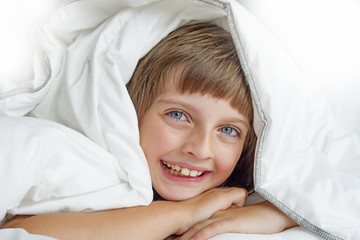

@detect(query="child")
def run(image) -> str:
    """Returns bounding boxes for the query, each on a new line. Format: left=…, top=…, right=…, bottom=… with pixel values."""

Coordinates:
left=2, top=22, right=296, bottom=240
left=127, top=22, right=257, bottom=201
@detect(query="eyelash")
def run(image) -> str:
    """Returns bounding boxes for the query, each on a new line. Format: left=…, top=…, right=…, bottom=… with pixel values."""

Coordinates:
left=219, top=126, right=241, bottom=138
left=167, top=110, right=188, bottom=121
left=166, top=110, right=241, bottom=138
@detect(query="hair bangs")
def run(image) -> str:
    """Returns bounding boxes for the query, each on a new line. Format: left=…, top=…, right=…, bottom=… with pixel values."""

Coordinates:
left=173, top=60, right=253, bottom=121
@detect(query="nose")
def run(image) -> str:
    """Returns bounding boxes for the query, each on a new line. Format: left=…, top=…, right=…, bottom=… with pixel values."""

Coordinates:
left=182, top=127, right=214, bottom=160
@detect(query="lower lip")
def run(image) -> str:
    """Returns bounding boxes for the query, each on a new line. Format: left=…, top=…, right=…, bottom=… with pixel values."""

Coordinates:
left=159, top=161, right=210, bottom=183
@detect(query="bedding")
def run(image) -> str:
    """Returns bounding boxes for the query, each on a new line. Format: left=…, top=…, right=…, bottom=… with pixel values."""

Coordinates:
left=1, top=0, right=359, bottom=239
left=0, top=0, right=62, bottom=90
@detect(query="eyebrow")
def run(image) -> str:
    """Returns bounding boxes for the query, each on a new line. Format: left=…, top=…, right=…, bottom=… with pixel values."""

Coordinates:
left=156, top=98, right=198, bottom=112
left=223, top=118, right=250, bottom=130
left=155, top=98, right=250, bottom=130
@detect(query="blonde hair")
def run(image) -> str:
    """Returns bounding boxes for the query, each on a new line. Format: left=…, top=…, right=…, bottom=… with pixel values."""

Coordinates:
left=127, top=22, right=256, bottom=191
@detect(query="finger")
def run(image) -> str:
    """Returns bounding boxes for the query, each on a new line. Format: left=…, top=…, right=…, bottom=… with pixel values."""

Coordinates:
left=179, top=187, right=248, bottom=234
left=228, top=188, right=248, bottom=208
left=180, top=218, right=233, bottom=240
left=178, top=219, right=215, bottom=240
left=165, top=235, right=180, bottom=240
left=189, top=219, right=235, bottom=240
left=191, top=188, right=246, bottom=216
left=220, top=188, right=248, bottom=208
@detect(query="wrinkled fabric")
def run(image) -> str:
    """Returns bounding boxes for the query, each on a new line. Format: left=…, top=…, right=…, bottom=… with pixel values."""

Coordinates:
left=0, top=116, right=146, bottom=220
left=232, top=1, right=360, bottom=239
left=0, top=0, right=359, bottom=240
left=0, top=229, right=56, bottom=240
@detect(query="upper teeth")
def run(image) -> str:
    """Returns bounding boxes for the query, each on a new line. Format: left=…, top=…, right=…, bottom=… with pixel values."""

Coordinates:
left=162, top=160, right=204, bottom=177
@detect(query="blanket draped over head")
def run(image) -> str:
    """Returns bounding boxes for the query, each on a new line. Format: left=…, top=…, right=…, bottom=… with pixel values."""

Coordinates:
left=0, top=0, right=359, bottom=239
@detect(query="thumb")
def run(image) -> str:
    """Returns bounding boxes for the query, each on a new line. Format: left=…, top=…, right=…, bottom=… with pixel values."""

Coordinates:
left=231, top=188, right=248, bottom=207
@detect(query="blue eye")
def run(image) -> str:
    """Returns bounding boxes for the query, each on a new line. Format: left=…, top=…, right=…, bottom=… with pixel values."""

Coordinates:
left=169, top=111, right=186, bottom=120
left=220, top=126, right=239, bottom=137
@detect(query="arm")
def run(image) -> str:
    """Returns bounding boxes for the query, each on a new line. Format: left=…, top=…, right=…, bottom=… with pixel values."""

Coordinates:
left=179, top=201, right=298, bottom=240
left=2, top=188, right=247, bottom=240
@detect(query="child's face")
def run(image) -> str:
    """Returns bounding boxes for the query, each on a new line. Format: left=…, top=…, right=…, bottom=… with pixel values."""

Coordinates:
left=139, top=88, right=249, bottom=201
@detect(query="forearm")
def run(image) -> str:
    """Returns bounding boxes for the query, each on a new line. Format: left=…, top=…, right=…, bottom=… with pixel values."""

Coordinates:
left=232, top=201, right=298, bottom=233
left=3, top=188, right=247, bottom=240
left=253, top=201, right=298, bottom=232
left=178, top=200, right=298, bottom=240
left=4, top=201, right=184, bottom=240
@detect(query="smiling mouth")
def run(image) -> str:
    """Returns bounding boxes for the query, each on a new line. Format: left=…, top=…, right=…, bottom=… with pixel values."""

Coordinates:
left=161, top=160, right=205, bottom=177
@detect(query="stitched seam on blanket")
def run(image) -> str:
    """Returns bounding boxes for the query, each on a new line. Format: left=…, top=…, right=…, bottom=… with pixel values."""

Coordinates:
left=197, top=0, right=268, bottom=188
left=197, top=1, right=345, bottom=240
left=224, top=3, right=268, bottom=189
left=256, top=188, right=344, bottom=240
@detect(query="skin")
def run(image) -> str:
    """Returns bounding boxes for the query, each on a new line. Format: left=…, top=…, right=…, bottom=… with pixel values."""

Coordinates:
left=178, top=201, right=297, bottom=240
left=2, top=188, right=248, bottom=240
left=139, top=89, right=249, bottom=201
left=1, top=88, right=296, bottom=239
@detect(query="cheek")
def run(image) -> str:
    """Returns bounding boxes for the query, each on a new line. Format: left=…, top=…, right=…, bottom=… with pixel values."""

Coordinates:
left=140, top=119, right=180, bottom=163
left=215, top=145, right=243, bottom=180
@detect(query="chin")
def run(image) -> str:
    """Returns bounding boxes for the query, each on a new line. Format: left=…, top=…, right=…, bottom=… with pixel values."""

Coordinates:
left=157, top=188, right=201, bottom=201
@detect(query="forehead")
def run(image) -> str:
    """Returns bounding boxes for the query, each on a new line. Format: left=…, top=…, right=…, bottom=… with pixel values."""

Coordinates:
left=154, top=88, right=250, bottom=128
left=160, top=66, right=250, bottom=117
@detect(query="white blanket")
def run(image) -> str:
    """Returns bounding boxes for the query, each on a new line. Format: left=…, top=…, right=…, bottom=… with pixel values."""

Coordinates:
left=1, top=0, right=359, bottom=239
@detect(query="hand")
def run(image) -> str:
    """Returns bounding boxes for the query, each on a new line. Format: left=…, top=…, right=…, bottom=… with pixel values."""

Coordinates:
left=178, top=201, right=297, bottom=240
left=175, top=187, right=248, bottom=236
left=3, top=188, right=247, bottom=240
